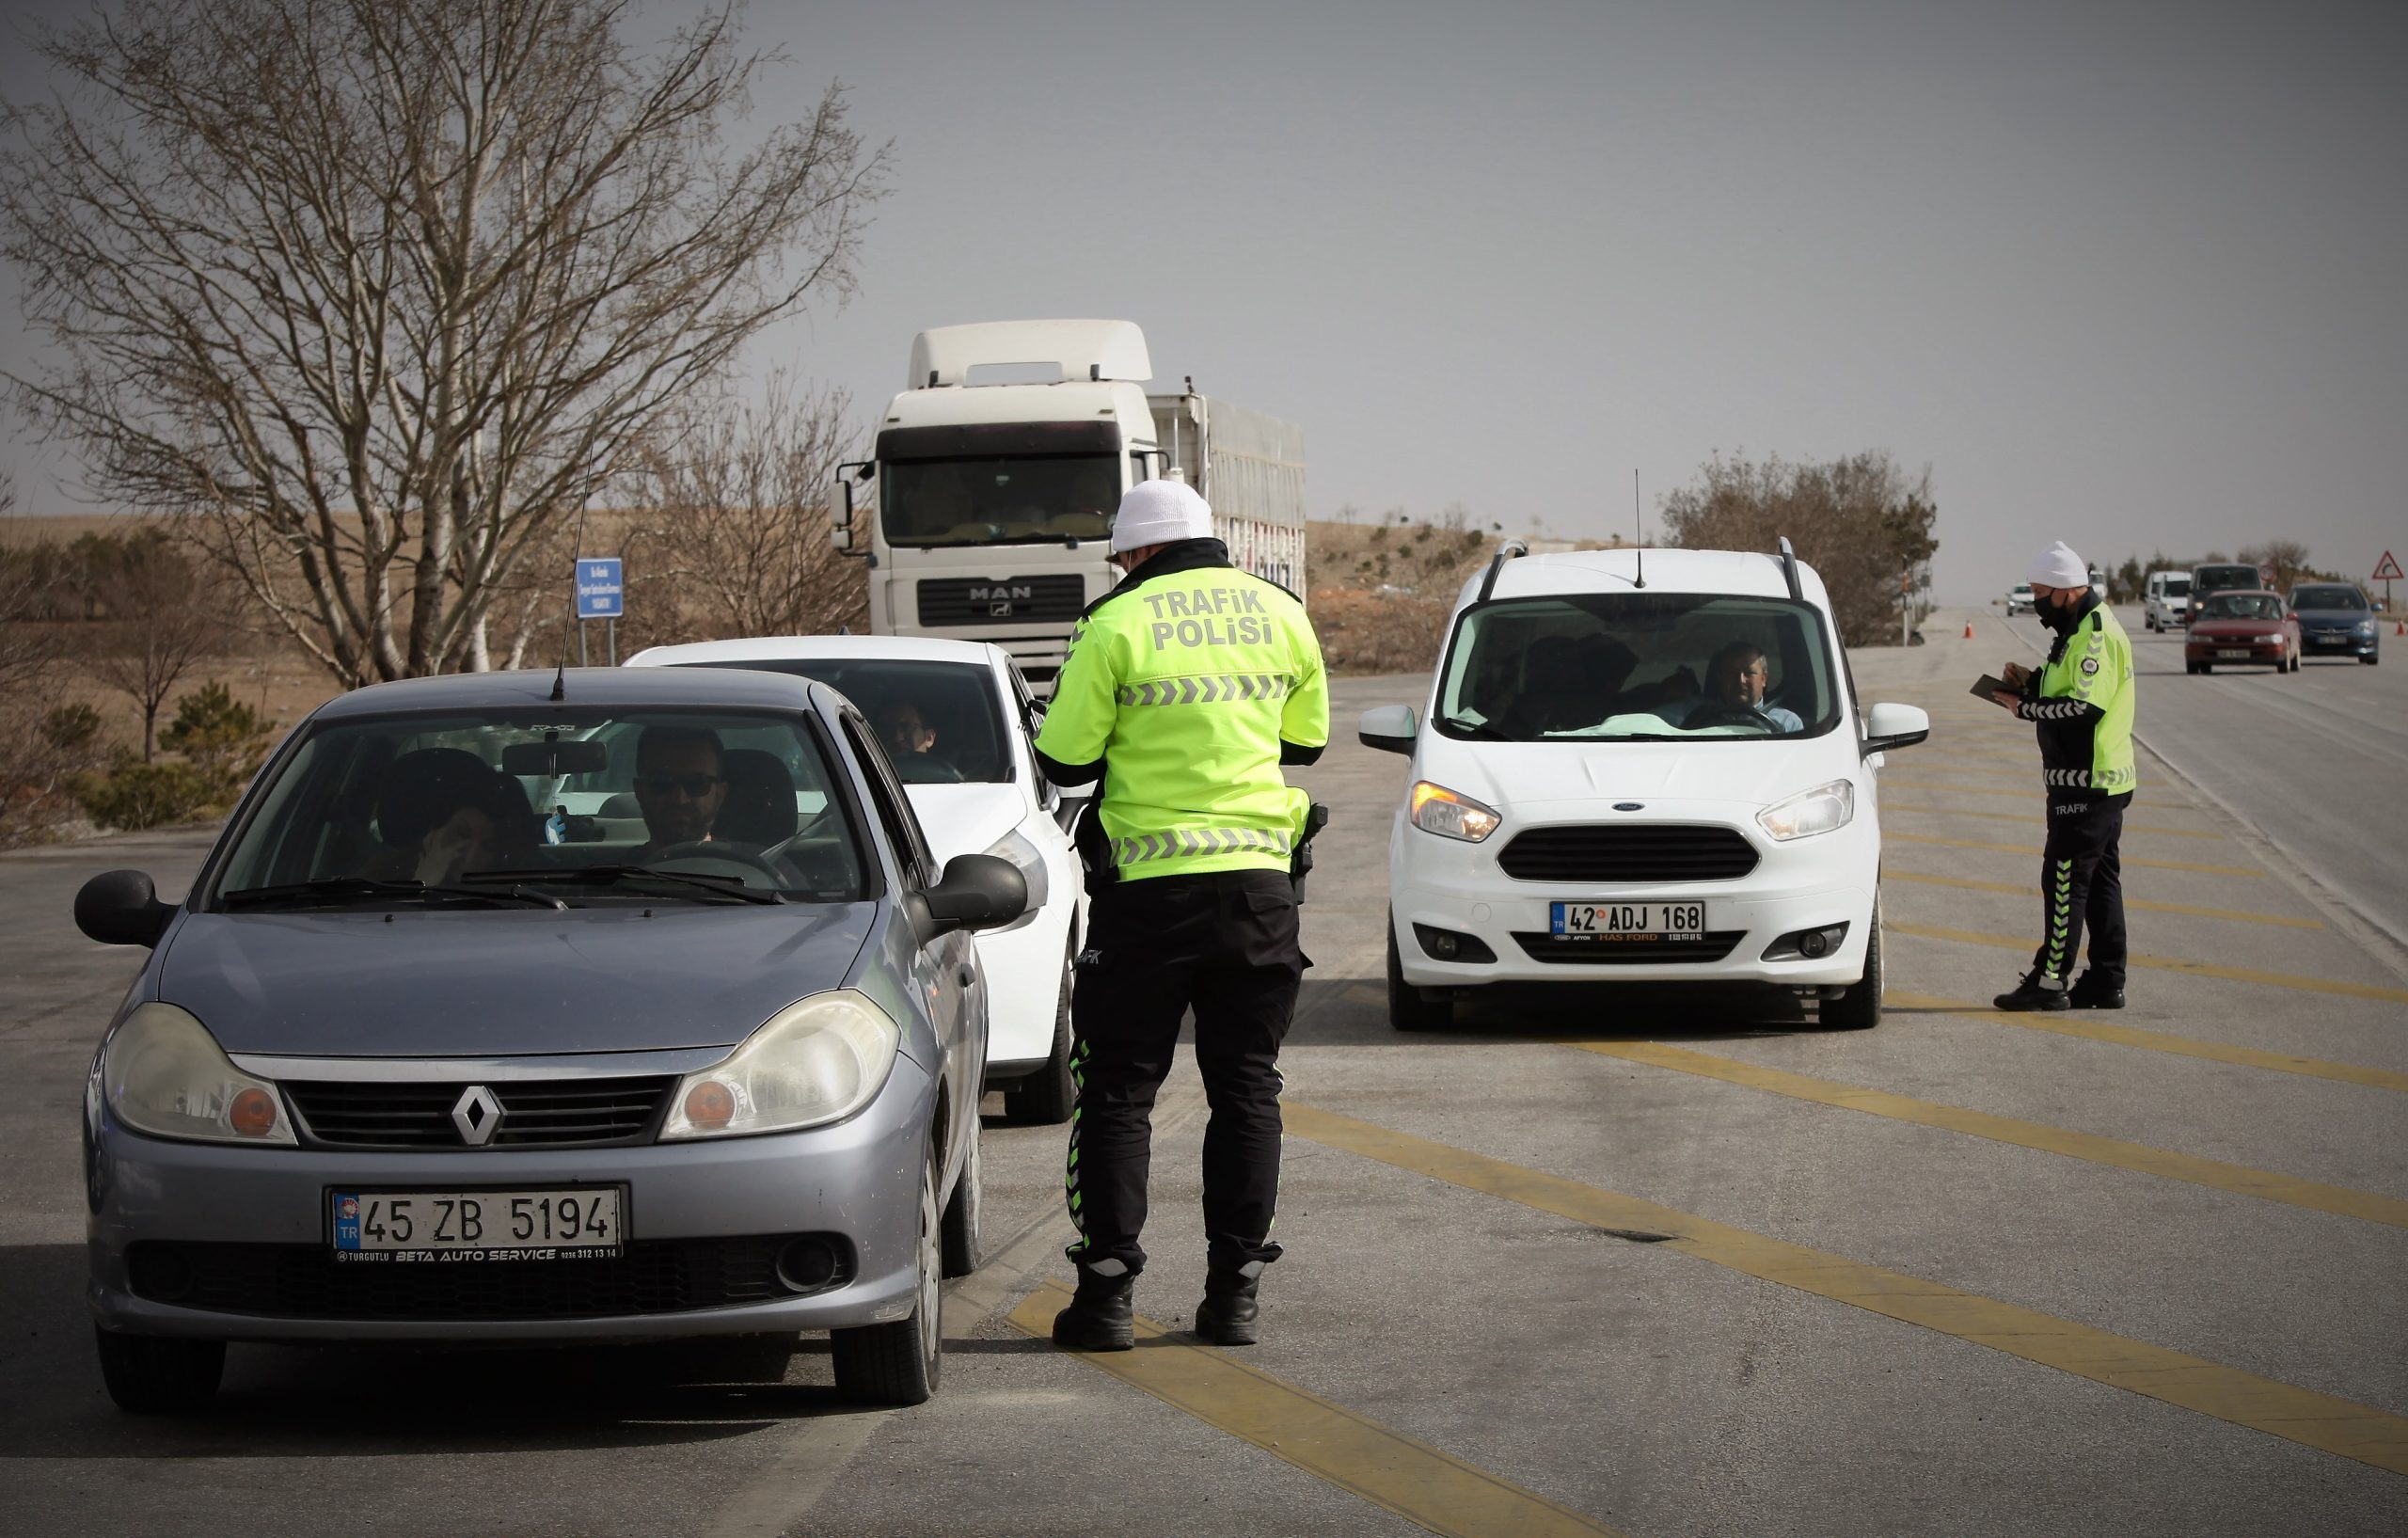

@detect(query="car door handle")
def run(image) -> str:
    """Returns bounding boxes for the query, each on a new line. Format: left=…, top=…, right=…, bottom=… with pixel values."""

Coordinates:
left=957, top=964, right=976, bottom=989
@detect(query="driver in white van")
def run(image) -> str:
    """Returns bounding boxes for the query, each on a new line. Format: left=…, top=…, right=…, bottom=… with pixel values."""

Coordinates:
left=1663, top=641, right=1803, bottom=732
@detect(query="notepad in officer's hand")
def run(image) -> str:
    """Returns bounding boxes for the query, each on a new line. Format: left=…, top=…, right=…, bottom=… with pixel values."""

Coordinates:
left=1969, top=674, right=2014, bottom=703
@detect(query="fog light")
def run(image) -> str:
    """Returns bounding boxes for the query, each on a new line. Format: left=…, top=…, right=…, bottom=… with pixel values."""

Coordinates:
left=127, top=1244, right=194, bottom=1303
left=1798, top=930, right=1830, bottom=959
left=684, top=1081, right=736, bottom=1130
left=776, top=1236, right=840, bottom=1292
left=1762, top=923, right=1849, bottom=962
left=1413, top=924, right=1497, bottom=964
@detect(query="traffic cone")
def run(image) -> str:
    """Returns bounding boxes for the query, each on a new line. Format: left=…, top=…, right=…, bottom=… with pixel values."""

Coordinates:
left=1962, top=620, right=1974, bottom=640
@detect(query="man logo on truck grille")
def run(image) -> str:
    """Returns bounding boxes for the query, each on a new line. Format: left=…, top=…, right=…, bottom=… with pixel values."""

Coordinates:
left=971, top=584, right=1032, bottom=620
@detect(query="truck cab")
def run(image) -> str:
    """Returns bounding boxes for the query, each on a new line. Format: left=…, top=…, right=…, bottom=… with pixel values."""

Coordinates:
left=833, top=320, right=1303, bottom=690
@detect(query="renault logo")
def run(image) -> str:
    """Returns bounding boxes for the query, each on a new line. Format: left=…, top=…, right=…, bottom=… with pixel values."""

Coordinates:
left=452, top=1086, right=502, bottom=1147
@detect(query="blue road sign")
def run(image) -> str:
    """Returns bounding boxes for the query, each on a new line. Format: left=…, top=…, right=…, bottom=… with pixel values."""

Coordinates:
left=575, top=558, right=624, bottom=619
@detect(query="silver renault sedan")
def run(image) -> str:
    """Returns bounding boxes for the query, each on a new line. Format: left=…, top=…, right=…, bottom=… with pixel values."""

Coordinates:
left=73, top=666, right=1024, bottom=1412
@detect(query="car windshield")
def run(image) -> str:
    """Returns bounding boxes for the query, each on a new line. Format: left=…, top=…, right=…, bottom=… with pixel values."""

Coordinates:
left=668, top=659, right=1010, bottom=784
left=1434, top=592, right=1838, bottom=741
left=211, top=707, right=867, bottom=909
left=2290, top=585, right=2367, bottom=611
left=881, top=454, right=1118, bottom=547
left=2159, top=577, right=2190, bottom=595
left=2199, top=595, right=2281, bottom=621
left=2194, top=564, right=2260, bottom=594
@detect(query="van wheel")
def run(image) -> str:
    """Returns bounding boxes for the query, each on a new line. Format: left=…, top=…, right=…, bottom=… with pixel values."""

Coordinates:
left=1386, top=918, right=1452, bottom=1032
left=1818, top=906, right=1882, bottom=1031
left=940, top=1113, right=982, bottom=1278
left=832, top=1150, right=943, bottom=1406
left=1004, top=937, right=1076, bottom=1126
left=95, top=1328, right=223, bottom=1414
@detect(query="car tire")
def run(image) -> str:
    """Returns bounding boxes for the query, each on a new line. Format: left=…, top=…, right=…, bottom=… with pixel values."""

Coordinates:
left=2363, top=654, right=2379, bottom=666
left=831, top=1150, right=943, bottom=1407
left=1004, top=937, right=1076, bottom=1126
left=94, top=1327, right=224, bottom=1414
left=2196, top=662, right=2212, bottom=674
left=940, top=1113, right=982, bottom=1279
left=1386, top=917, right=1452, bottom=1032
left=1818, top=904, right=1882, bottom=1031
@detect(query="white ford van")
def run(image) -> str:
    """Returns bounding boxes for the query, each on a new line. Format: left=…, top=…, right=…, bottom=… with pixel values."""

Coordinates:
left=2143, top=570, right=2191, bottom=631
left=1361, top=541, right=1928, bottom=1030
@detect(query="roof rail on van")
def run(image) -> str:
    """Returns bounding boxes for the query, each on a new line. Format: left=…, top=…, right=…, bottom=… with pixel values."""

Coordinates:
left=1776, top=537, right=1803, bottom=602
left=1478, top=539, right=1529, bottom=603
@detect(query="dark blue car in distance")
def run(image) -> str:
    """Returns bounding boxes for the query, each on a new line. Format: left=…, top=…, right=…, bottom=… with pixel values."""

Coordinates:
left=2288, top=582, right=2381, bottom=664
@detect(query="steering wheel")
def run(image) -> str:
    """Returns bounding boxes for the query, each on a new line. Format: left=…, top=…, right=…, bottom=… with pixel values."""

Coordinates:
left=1685, top=700, right=1776, bottom=731
left=646, top=842, right=786, bottom=884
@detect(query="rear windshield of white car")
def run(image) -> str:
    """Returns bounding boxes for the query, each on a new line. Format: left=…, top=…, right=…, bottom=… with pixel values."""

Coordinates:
left=1434, top=593, right=1840, bottom=742
left=210, top=708, right=869, bottom=909
left=2289, top=585, right=2367, bottom=611
left=670, top=659, right=1011, bottom=784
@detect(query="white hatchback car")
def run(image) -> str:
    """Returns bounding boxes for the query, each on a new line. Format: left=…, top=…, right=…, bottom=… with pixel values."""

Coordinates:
left=626, top=636, right=1083, bottom=1121
left=1362, top=542, right=1929, bottom=1031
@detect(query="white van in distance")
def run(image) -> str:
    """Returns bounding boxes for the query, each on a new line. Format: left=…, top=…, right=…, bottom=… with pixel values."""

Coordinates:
left=2144, top=570, right=2191, bottom=631
left=1361, top=541, right=1929, bottom=1031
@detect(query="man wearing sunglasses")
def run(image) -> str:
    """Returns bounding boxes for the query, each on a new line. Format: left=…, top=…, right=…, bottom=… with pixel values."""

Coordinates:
left=631, top=725, right=729, bottom=856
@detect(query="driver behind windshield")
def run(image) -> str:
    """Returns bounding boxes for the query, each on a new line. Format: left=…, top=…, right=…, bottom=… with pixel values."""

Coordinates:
left=1664, top=641, right=1803, bottom=733
left=632, top=725, right=728, bottom=856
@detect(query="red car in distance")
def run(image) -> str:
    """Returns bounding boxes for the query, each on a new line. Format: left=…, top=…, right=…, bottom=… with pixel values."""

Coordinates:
left=2185, top=589, right=2301, bottom=674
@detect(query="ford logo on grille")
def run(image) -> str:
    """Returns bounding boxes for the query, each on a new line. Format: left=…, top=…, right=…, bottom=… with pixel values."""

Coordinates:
left=1613, top=802, right=1644, bottom=812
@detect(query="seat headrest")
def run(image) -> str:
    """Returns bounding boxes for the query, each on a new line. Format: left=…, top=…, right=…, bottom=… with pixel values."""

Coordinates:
left=718, top=749, right=798, bottom=847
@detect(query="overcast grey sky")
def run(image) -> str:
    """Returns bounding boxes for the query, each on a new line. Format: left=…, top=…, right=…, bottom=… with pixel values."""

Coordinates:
left=5, top=0, right=2403, bottom=600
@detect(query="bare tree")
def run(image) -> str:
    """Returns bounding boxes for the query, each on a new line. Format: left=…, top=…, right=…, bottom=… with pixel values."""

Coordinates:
left=2, top=0, right=888, bottom=687
left=622, top=378, right=868, bottom=642
left=2239, top=539, right=2312, bottom=592
left=84, top=532, right=231, bottom=760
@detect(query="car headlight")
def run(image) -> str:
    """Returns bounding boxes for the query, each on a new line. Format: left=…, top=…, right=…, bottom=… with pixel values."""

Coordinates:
left=1758, top=779, right=1855, bottom=841
left=103, top=1002, right=295, bottom=1145
left=2357, top=622, right=2377, bottom=636
left=1409, top=782, right=1501, bottom=842
left=660, top=991, right=899, bottom=1139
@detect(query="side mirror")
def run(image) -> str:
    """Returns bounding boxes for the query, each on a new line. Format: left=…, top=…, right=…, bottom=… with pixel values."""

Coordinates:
left=832, top=460, right=873, bottom=558
left=916, top=852, right=1029, bottom=938
left=1358, top=704, right=1418, bottom=755
left=1862, top=703, right=1930, bottom=755
left=75, top=869, right=175, bottom=948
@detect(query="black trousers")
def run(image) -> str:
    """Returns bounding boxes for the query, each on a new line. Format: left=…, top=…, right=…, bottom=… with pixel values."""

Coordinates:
left=2033, top=793, right=2130, bottom=988
left=1065, top=868, right=1304, bottom=1276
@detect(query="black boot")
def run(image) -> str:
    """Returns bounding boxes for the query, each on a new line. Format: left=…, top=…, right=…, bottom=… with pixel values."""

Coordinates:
left=2067, top=973, right=2125, bottom=1009
left=1194, top=1263, right=1262, bottom=1347
left=1993, top=972, right=2071, bottom=1012
left=1052, top=1268, right=1134, bottom=1352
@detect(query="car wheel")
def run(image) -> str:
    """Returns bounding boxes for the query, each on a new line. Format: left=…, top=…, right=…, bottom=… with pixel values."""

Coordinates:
left=831, top=1149, right=943, bottom=1406
left=1004, top=937, right=1076, bottom=1126
left=94, top=1327, right=224, bottom=1414
left=940, top=1113, right=982, bottom=1278
left=2197, top=662, right=2212, bottom=674
left=2364, top=654, right=2380, bottom=666
left=1818, top=903, right=1882, bottom=1031
left=1386, top=916, right=1452, bottom=1032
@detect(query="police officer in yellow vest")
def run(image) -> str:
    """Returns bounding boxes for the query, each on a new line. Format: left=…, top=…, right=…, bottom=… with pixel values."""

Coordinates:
left=1034, top=478, right=1328, bottom=1352
left=1988, top=541, right=2137, bottom=1012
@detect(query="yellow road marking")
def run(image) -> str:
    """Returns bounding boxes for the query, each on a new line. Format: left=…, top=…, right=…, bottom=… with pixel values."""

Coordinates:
left=1882, top=803, right=2226, bottom=840
left=1007, top=1279, right=1628, bottom=1538
left=1282, top=1103, right=2408, bottom=1476
left=1890, top=922, right=2408, bottom=1007
left=1883, top=870, right=2321, bottom=929
left=1885, top=991, right=2408, bottom=1095
left=1886, top=832, right=2260, bottom=877
left=1562, top=1039, right=2408, bottom=1229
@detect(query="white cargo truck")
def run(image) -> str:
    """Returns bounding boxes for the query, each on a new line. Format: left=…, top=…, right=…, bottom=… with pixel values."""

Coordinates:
left=831, top=319, right=1306, bottom=690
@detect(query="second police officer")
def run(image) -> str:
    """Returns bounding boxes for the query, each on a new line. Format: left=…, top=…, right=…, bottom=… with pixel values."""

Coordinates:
left=1033, top=477, right=1329, bottom=1350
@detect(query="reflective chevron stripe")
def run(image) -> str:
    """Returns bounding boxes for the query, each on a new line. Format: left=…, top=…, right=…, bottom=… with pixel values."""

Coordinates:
left=1112, top=827, right=1294, bottom=865
left=1115, top=673, right=1295, bottom=706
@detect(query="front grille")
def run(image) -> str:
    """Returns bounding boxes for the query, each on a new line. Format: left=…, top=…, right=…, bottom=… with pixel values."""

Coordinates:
left=916, top=574, right=1085, bottom=626
left=1497, top=825, right=1760, bottom=883
left=283, top=1077, right=675, bottom=1150
left=1513, top=931, right=1746, bottom=964
left=126, top=1236, right=853, bottom=1320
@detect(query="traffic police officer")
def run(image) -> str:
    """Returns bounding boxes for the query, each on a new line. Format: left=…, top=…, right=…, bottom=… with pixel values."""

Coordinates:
left=1033, top=477, right=1328, bottom=1351
left=1989, top=540, right=2137, bottom=1011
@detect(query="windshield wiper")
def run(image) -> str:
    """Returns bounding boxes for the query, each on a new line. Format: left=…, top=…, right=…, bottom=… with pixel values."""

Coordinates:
left=465, top=865, right=784, bottom=906
left=221, top=877, right=566, bottom=912
left=1440, top=718, right=1515, bottom=740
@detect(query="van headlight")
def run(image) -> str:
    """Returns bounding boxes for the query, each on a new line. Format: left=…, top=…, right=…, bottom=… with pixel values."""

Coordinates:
left=103, top=1002, right=295, bottom=1145
left=1758, top=779, right=1855, bottom=841
left=661, top=991, right=900, bottom=1139
left=1409, top=782, right=1501, bottom=842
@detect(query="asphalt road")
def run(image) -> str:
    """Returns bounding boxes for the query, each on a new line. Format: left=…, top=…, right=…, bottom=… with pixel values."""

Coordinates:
left=3, top=610, right=2405, bottom=1537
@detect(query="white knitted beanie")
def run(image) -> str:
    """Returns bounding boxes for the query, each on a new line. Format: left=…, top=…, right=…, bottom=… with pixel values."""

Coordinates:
left=2025, top=541, right=2088, bottom=588
left=1109, top=479, right=1216, bottom=553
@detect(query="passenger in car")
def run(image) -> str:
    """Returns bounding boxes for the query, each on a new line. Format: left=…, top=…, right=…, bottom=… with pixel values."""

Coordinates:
left=871, top=697, right=966, bottom=783
left=371, top=748, right=537, bottom=884
left=631, top=725, right=729, bottom=856
left=1663, top=641, right=1804, bottom=732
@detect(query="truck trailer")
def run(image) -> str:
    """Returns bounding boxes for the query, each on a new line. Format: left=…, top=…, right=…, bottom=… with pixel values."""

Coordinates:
left=832, top=319, right=1305, bottom=690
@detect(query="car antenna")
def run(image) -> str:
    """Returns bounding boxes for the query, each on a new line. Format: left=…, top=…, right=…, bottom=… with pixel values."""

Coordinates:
left=551, top=492, right=594, bottom=703
left=1632, top=468, right=1646, bottom=588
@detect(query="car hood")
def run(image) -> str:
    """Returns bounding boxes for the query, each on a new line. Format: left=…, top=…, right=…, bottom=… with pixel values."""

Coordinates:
left=1426, top=737, right=1851, bottom=811
left=157, top=905, right=875, bottom=1057
left=2293, top=608, right=2370, bottom=626
left=902, top=782, right=1024, bottom=864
